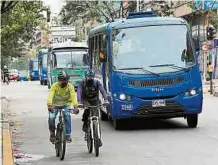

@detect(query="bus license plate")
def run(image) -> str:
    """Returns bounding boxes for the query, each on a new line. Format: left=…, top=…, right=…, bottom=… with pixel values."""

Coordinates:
left=152, top=100, right=166, bottom=107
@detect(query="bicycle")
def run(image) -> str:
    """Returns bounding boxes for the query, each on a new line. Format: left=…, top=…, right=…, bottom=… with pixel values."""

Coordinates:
left=49, top=106, right=77, bottom=161
left=80, top=103, right=107, bottom=157
left=3, top=74, right=9, bottom=85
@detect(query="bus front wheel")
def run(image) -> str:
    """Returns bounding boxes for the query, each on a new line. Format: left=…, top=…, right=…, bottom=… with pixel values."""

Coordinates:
left=43, top=80, right=47, bottom=85
left=187, top=114, right=198, bottom=128
left=113, top=119, right=122, bottom=130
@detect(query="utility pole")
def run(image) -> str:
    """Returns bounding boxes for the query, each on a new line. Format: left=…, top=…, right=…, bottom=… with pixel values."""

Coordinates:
left=136, top=0, right=140, bottom=12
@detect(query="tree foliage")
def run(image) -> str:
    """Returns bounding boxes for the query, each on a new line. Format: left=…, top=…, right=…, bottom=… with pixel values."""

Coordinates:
left=1, top=1, right=19, bottom=14
left=1, top=1, right=46, bottom=66
left=188, top=1, right=218, bottom=29
left=60, top=1, right=124, bottom=25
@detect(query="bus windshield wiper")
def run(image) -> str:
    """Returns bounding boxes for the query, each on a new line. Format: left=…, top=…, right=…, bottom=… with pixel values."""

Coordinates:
left=118, top=67, right=160, bottom=76
left=149, top=64, right=188, bottom=71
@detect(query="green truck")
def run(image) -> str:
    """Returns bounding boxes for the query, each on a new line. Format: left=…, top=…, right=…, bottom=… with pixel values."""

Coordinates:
left=47, top=42, right=89, bottom=90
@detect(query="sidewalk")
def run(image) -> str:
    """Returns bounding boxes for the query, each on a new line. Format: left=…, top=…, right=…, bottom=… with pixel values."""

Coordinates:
left=203, top=79, right=218, bottom=96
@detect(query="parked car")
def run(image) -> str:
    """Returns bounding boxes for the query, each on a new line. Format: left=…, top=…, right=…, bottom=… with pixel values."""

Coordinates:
left=18, top=70, right=28, bottom=81
left=9, top=69, right=19, bottom=81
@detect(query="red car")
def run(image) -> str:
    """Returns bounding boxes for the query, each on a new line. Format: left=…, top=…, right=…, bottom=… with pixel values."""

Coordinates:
left=9, top=69, right=19, bottom=81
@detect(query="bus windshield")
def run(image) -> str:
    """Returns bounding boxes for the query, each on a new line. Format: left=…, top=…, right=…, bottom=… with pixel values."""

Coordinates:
left=53, top=49, right=89, bottom=68
left=43, top=53, right=47, bottom=66
left=33, top=61, right=38, bottom=70
left=112, top=25, right=195, bottom=74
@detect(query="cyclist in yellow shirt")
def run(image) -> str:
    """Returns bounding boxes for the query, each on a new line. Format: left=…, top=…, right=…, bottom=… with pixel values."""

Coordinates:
left=47, top=71, right=79, bottom=143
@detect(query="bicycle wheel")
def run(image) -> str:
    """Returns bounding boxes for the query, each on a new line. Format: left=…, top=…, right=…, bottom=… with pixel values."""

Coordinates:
left=87, top=125, right=93, bottom=153
left=55, top=123, right=60, bottom=157
left=93, top=121, right=99, bottom=157
left=59, top=114, right=66, bottom=161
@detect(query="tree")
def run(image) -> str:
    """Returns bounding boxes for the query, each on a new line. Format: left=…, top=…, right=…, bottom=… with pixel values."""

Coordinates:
left=137, top=1, right=173, bottom=16
left=1, top=1, right=19, bottom=14
left=188, top=0, right=218, bottom=29
left=1, top=1, right=47, bottom=67
left=60, top=1, right=123, bottom=25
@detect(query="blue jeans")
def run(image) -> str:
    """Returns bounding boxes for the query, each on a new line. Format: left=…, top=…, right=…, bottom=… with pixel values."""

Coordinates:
left=48, top=106, right=71, bottom=135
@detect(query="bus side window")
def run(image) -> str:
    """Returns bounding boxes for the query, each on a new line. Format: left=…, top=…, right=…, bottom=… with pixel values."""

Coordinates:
left=47, top=53, right=50, bottom=70
left=91, top=37, right=95, bottom=66
left=102, top=34, right=107, bottom=56
left=52, top=52, right=56, bottom=68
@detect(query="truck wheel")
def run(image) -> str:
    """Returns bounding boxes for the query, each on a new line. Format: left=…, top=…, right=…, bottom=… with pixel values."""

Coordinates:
left=187, top=114, right=198, bottom=128
left=40, top=80, right=43, bottom=85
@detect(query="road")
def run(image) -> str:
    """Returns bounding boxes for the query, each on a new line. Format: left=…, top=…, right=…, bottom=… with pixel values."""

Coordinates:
left=1, top=81, right=218, bottom=165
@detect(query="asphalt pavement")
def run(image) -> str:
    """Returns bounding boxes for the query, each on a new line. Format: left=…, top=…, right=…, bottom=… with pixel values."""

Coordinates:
left=1, top=81, right=218, bottom=165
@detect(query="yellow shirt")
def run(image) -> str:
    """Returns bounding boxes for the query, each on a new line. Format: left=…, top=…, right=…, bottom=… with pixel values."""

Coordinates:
left=47, top=82, right=78, bottom=107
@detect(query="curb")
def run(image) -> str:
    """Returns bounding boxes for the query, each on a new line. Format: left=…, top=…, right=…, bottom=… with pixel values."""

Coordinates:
left=1, top=120, right=14, bottom=165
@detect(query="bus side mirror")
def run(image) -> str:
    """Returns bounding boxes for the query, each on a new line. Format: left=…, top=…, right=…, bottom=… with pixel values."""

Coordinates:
left=99, top=49, right=107, bottom=62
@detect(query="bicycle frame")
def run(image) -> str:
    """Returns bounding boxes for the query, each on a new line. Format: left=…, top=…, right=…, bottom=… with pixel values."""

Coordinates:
left=84, top=104, right=105, bottom=140
left=52, top=106, right=68, bottom=161
left=89, top=108, right=100, bottom=140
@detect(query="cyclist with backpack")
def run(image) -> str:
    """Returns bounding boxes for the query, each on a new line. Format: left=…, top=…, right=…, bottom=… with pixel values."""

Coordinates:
left=77, top=69, right=109, bottom=144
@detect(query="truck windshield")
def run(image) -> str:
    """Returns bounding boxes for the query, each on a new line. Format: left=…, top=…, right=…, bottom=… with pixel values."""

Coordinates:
left=112, top=25, right=195, bottom=74
left=53, top=49, right=89, bottom=68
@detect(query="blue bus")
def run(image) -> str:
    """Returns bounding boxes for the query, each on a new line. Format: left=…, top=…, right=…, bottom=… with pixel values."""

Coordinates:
left=88, top=12, right=203, bottom=130
left=29, top=57, right=39, bottom=81
left=38, top=48, right=48, bottom=85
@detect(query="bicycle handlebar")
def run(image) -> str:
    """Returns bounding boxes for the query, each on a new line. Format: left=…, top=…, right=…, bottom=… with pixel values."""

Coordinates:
left=78, top=103, right=108, bottom=109
left=51, top=106, right=77, bottom=114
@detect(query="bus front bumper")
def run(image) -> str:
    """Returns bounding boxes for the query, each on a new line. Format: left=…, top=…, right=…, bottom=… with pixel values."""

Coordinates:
left=110, top=93, right=203, bottom=119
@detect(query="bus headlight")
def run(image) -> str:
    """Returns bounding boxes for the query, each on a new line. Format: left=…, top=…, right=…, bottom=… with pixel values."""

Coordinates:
left=185, top=89, right=197, bottom=96
left=119, top=94, right=126, bottom=100
left=190, top=89, right=197, bottom=96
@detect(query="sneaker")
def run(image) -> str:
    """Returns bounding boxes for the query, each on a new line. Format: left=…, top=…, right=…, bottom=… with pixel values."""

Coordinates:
left=82, top=123, right=88, bottom=132
left=50, top=134, right=56, bottom=144
left=84, top=133, right=87, bottom=141
left=98, top=139, right=103, bottom=147
left=66, top=135, right=72, bottom=143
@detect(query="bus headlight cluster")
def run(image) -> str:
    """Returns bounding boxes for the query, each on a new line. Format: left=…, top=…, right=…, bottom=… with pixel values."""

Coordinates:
left=185, top=89, right=197, bottom=96
left=119, top=94, right=126, bottom=100
left=190, top=89, right=197, bottom=96
left=119, top=94, right=131, bottom=101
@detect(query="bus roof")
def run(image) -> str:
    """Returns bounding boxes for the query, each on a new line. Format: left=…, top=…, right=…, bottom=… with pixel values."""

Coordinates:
left=89, top=17, right=187, bottom=36
left=30, top=56, right=38, bottom=62
left=39, top=48, right=48, bottom=53
left=51, top=41, right=88, bottom=49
